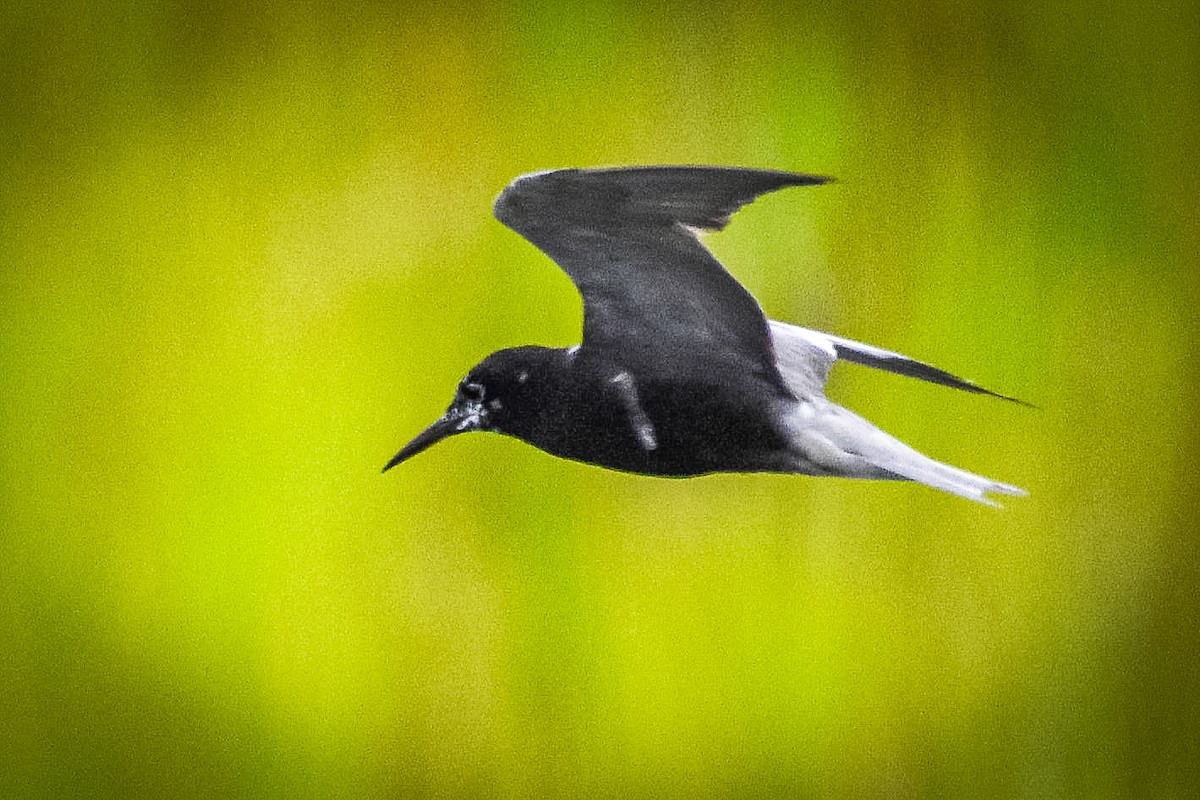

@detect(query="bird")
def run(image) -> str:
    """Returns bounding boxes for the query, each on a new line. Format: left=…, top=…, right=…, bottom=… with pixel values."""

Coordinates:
left=384, top=166, right=1027, bottom=505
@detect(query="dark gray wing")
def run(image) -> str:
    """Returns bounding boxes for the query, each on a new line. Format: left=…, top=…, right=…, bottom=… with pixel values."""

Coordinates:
left=493, top=166, right=831, bottom=382
left=769, top=320, right=1030, bottom=405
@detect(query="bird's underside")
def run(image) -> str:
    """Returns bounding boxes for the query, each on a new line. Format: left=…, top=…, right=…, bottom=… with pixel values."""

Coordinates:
left=387, top=165, right=1028, bottom=506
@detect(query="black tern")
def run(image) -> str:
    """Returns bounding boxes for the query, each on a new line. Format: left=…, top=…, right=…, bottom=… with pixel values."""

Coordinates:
left=385, top=166, right=1026, bottom=505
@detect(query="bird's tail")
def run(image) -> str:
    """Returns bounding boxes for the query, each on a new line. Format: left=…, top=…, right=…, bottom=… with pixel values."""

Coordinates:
left=790, top=402, right=1026, bottom=507
left=871, top=445, right=1026, bottom=507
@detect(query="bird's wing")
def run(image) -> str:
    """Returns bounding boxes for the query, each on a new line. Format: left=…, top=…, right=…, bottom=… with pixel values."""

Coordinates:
left=766, top=321, right=838, bottom=398
left=494, top=166, right=831, bottom=382
left=768, top=320, right=1027, bottom=404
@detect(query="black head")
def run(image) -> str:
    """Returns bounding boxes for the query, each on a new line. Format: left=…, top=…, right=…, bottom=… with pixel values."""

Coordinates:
left=382, top=346, right=565, bottom=471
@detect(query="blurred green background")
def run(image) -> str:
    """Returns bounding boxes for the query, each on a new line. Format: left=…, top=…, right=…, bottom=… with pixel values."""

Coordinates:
left=3, top=0, right=1197, bottom=797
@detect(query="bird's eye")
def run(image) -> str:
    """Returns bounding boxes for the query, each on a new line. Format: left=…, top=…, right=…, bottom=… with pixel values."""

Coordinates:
left=460, top=381, right=485, bottom=402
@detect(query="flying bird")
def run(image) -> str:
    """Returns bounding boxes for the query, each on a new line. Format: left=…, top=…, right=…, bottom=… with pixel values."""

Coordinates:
left=385, top=166, right=1026, bottom=505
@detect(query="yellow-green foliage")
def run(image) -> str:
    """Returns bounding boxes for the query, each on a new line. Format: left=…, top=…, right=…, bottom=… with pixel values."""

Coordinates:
left=2, top=1, right=1196, bottom=797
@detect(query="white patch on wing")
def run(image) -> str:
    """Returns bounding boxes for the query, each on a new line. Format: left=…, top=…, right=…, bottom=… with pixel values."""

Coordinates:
left=610, top=371, right=657, bottom=450
left=769, top=320, right=837, bottom=358
left=767, top=319, right=838, bottom=398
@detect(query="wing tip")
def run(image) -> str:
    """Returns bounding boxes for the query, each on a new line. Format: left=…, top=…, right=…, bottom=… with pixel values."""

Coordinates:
left=996, top=391, right=1039, bottom=409
left=821, top=335, right=1033, bottom=409
left=790, top=172, right=836, bottom=186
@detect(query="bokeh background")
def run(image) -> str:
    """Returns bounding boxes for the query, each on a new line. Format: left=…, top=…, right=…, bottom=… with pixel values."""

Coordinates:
left=3, top=1, right=1197, bottom=797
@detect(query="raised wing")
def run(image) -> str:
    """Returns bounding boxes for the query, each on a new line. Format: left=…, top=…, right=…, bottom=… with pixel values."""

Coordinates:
left=493, top=166, right=831, bottom=382
left=769, top=320, right=1028, bottom=404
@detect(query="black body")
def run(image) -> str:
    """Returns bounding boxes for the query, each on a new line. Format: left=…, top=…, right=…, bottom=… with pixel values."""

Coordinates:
left=384, top=166, right=1027, bottom=505
left=460, top=347, right=793, bottom=477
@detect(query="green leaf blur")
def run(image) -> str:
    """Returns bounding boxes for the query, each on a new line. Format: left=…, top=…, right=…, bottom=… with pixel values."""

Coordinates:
left=3, top=1, right=1197, bottom=797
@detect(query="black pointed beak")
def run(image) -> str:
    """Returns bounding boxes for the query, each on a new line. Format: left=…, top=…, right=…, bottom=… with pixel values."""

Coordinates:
left=382, top=404, right=482, bottom=472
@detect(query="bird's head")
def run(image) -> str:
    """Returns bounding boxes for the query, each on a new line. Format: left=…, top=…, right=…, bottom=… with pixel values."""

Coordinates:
left=382, top=346, right=562, bottom=471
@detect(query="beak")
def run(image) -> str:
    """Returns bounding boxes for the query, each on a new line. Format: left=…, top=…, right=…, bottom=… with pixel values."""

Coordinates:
left=382, top=403, right=482, bottom=472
